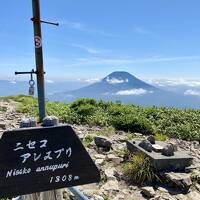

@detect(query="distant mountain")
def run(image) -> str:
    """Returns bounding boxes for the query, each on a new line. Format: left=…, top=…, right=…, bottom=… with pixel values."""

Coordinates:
left=68, top=71, right=158, bottom=95
left=49, top=71, right=200, bottom=109
left=0, top=80, right=88, bottom=97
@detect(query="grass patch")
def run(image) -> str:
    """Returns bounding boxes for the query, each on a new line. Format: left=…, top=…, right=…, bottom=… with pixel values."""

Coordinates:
left=91, top=126, right=116, bottom=137
left=102, top=195, right=110, bottom=200
left=123, top=153, right=161, bottom=185
left=115, top=147, right=131, bottom=160
left=155, top=133, right=169, bottom=141
left=83, top=135, right=94, bottom=147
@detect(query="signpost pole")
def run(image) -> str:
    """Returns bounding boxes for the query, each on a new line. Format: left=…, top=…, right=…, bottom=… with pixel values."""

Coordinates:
left=32, top=0, right=46, bottom=122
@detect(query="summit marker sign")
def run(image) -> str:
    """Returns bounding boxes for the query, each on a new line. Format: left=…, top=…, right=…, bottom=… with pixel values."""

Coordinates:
left=0, top=125, right=100, bottom=198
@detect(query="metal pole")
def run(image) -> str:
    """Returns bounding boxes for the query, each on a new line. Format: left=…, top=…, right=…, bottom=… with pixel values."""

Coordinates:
left=68, top=187, right=89, bottom=200
left=32, top=0, right=46, bottom=122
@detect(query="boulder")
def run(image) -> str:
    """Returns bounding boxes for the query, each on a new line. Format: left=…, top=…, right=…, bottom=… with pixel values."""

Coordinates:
left=147, top=135, right=155, bottom=144
left=168, top=142, right=178, bottom=151
left=139, top=140, right=152, bottom=152
left=0, top=123, right=6, bottom=130
left=20, top=118, right=36, bottom=128
left=42, top=116, right=59, bottom=126
left=162, top=144, right=174, bottom=156
left=104, top=167, right=117, bottom=181
left=106, top=154, right=123, bottom=164
left=141, top=186, right=155, bottom=198
left=94, top=136, right=112, bottom=150
left=165, top=172, right=192, bottom=191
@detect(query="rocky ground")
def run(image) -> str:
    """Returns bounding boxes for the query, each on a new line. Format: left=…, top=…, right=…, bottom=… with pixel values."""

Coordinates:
left=1, top=100, right=200, bottom=200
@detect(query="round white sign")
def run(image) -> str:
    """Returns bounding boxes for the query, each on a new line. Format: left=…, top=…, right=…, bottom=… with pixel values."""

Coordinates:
left=34, top=36, right=42, bottom=48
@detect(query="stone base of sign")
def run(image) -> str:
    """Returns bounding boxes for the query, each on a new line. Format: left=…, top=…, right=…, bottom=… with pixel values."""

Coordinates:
left=126, top=140, right=193, bottom=171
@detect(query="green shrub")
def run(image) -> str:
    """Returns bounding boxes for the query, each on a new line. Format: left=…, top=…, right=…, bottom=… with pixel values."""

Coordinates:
left=70, top=98, right=97, bottom=110
left=83, top=135, right=94, bottom=147
left=111, top=114, right=153, bottom=135
left=107, top=104, right=134, bottom=116
left=123, top=153, right=160, bottom=185
left=75, top=104, right=96, bottom=124
left=3, top=95, right=200, bottom=141
left=88, top=109, right=109, bottom=126
left=155, top=133, right=168, bottom=141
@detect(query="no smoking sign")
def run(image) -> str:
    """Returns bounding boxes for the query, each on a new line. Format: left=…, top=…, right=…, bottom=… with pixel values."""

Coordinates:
left=34, top=36, right=42, bottom=48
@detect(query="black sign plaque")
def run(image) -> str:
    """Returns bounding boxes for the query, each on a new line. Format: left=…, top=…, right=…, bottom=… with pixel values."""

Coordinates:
left=0, top=125, right=100, bottom=198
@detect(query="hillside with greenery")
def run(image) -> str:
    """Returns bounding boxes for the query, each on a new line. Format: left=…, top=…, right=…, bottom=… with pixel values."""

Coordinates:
left=1, top=95, right=200, bottom=141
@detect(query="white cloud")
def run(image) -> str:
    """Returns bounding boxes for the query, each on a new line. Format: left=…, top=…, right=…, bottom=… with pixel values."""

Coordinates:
left=115, top=88, right=153, bottom=96
left=46, top=80, right=54, bottom=83
left=69, top=44, right=100, bottom=54
left=184, top=89, right=200, bottom=96
left=85, top=78, right=100, bottom=83
left=106, top=77, right=129, bottom=84
left=10, top=81, right=17, bottom=84
left=74, top=78, right=100, bottom=83
left=70, top=55, right=200, bottom=67
left=146, top=78, right=200, bottom=87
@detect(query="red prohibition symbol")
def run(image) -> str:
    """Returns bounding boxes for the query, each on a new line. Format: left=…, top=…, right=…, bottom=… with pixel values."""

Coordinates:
left=34, top=36, right=42, bottom=48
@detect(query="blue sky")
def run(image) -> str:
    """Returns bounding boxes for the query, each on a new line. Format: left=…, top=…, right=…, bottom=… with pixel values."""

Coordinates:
left=1, top=0, right=200, bottom=81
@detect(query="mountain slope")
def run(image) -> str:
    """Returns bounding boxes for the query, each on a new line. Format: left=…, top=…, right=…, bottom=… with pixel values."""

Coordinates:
left=62, top=71, right=158, bottom=96
left=50, top=71, right=200, bottom=109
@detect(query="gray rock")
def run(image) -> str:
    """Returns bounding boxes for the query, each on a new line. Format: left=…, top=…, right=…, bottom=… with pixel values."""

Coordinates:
left=113, top=194, right=125, bottom=200
left=152, top=144, right=164, bottom=152
left=20, top=118, right=36, bottom=128
left=104, top=167, right=117, bottom=181
left=0, top=123, right=6, bottom=130
left=42, top=116, right=59, bottom=126
left=196, top=183, right=200, bottom=192
left=186, top=191, right=200, bottom=200
left=147, top=135, right=155, bottom=144
left=162, top=144, right=174, bottom=156
left=165, top=172, right=192, bottom=191
left=94, top=136, right=112, bottom=150
left=168, top=142, right=178, bottom=151
left=94, top=154, right=106, bottom=160
left=101, top=180, right=119, bottom=191
left=63, top=190, right=71, bottom=200
left=139, top=140, right=152, bottom=152
left=92, top=195, right=104, bottom=200
left=193, top=141, right=200, bottom=149
left=141, top=186, right=155, bottom=198
left=106, top=154, right=123, bottom=164
left=154, top=193, right=176, bottom=200
left=95, top=159, right=104, bottom=166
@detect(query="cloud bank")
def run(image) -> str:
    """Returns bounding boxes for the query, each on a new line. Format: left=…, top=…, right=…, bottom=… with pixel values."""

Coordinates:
left=115, top=88, right=153, bottom=96
left=184, top=90, right=200, bottom=96
left=106, top=77, right=129, bottom=84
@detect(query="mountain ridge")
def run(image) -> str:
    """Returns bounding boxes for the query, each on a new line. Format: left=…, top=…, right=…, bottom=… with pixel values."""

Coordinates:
left=48, top=71, right=200, bottom=109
